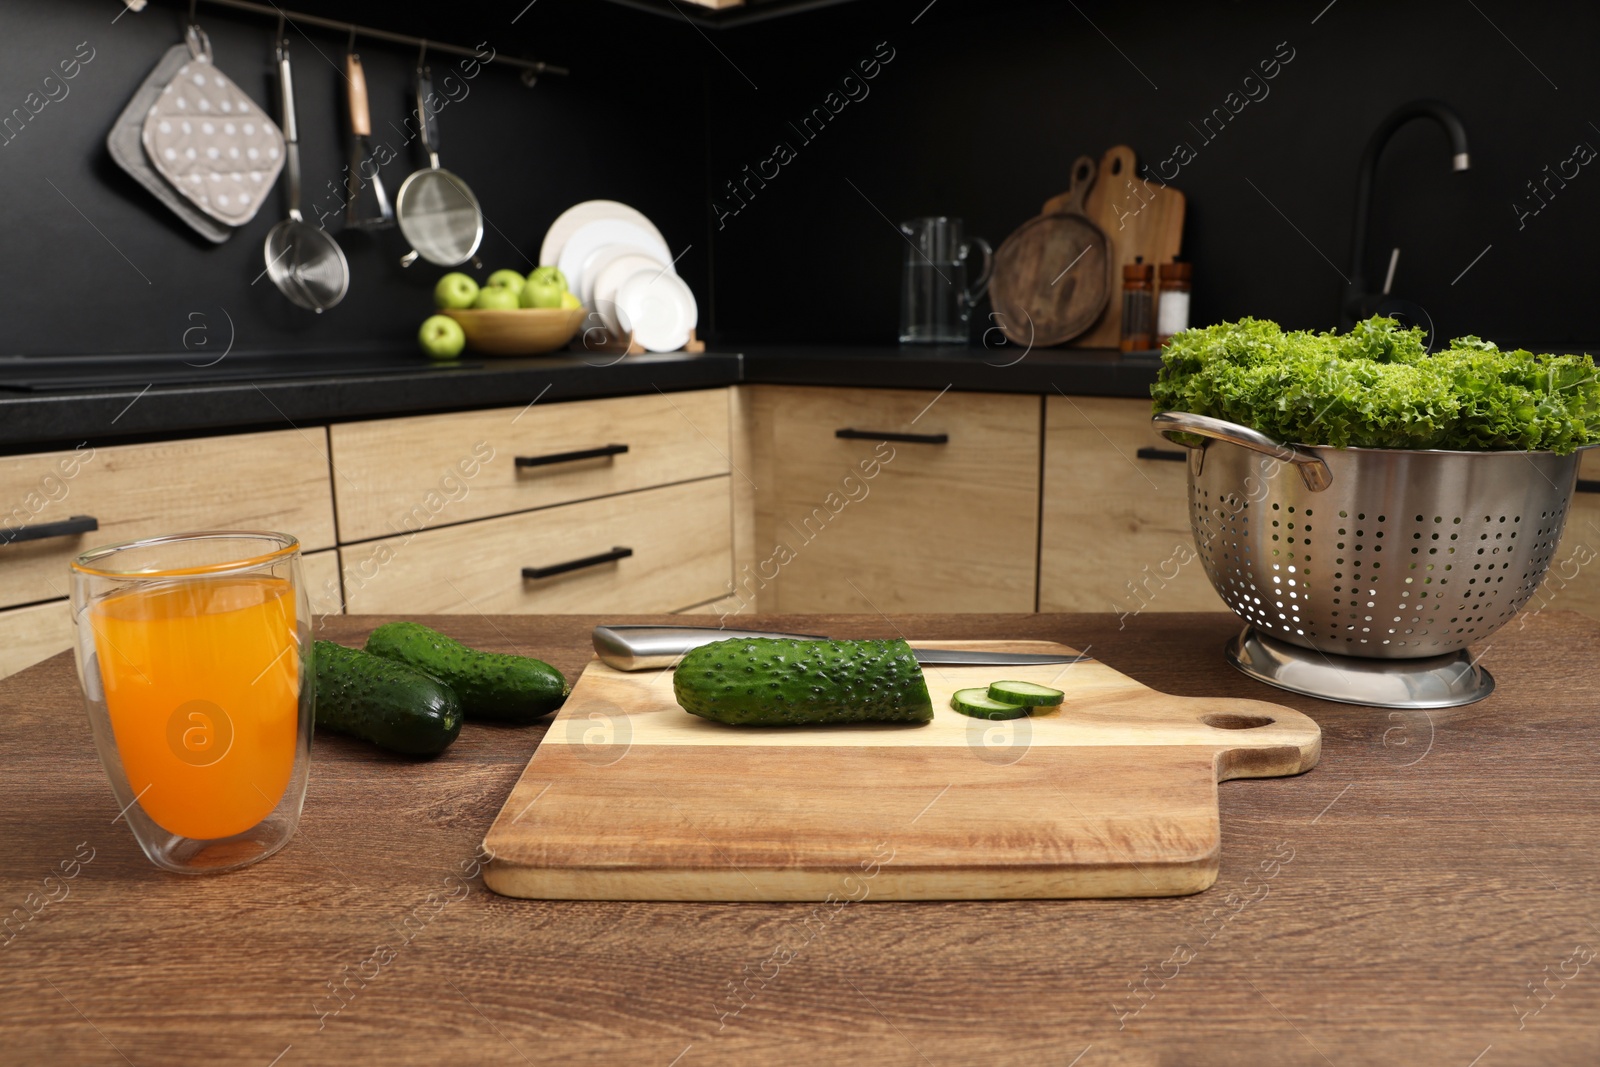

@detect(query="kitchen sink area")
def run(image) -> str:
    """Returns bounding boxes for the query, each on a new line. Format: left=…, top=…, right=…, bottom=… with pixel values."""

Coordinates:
left=3, top=0, right=1598, bottom=1064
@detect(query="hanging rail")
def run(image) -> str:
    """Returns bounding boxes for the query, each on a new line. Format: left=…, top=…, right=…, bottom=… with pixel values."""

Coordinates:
left=148, top=0, right=568, bottom=80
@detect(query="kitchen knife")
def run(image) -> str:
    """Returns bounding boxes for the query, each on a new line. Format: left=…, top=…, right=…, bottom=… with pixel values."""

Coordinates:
left=592, top=625, right=1094, bottom=672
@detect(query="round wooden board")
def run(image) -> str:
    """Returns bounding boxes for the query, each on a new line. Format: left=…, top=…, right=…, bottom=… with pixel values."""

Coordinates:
left=989, top=155, right=1112, bottom=347
left=991, top=215, right=1112, bottom=346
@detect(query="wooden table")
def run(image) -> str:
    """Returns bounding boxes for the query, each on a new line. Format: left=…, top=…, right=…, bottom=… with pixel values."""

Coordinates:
left=3, top=612, right=1597, bottom=1066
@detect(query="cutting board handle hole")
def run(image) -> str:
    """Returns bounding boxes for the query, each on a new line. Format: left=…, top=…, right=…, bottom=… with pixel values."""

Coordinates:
left=1202, top=713, right=1275, bottom=730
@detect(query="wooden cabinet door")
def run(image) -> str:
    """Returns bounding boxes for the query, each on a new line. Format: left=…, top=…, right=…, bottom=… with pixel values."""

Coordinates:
left=328, top=390, right=730, bottom=543
left=1524, top=449, right=1600, bottom=622
left=0, top=548, right=342, bottom=680
left=340, top=478, right=732, bottom=615
left=1040, top=395, right=1224, bottom=615
left=0, top=429, right=337, bottom=610
left=741, top=386, right=1040, bottom=613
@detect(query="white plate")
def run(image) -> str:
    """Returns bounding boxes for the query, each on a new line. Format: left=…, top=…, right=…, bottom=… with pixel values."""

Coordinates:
left=592, top=253, right=667, bottom=336
left=578, top=242, right=666, bottom=306
left=557, top=220, right=673, bottom=302
left=539, top=200, right=665, bottom=268
left=616, top=270, right=697, bottom=353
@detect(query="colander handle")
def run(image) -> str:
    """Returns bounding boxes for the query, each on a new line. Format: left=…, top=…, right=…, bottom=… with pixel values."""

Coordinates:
left=1152, top=412, right=1333, bottom=492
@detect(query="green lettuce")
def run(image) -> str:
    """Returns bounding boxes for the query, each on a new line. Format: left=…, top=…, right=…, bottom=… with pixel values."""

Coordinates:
left=1150, top=317, right=1600, bottom=453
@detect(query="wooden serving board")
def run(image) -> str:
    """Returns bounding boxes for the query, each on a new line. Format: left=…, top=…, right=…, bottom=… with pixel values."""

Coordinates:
left=1074, top=144, right=1186, bottom=349
left=481, top=641, right=1320, bottom=901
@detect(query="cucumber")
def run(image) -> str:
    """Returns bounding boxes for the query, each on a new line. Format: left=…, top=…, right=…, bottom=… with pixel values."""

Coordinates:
left=313, top=640, right=462, bottom=756
left=673, top=638, right=933, bottom=726
left=363, top=621, right=568, bottom=723
left=986, top=680, right=1064, bottom=707
left=951, top=688, right=1030, bottom=720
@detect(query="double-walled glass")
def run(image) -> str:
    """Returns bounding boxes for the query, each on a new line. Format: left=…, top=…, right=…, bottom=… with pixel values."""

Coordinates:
left=69, top=532, right=313, bottom=874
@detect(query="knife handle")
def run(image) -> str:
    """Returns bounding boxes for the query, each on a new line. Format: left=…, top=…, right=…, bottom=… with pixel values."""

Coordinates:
left=346, top=53, right=371, bottom=137
left=593, top=625, right=827, bottom=672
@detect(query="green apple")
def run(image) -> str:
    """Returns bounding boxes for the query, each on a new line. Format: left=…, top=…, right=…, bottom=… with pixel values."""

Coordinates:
left=418, top=314, right=466, bottom=360
left=560, top=290, right=582, bottom=310
left=473, top=286, right=520, bottom=310
left=485, top=269, right=527, bottom=296
left=433, top=272, right=478, bottom=309
left=521, top=265, right=568, bottom=309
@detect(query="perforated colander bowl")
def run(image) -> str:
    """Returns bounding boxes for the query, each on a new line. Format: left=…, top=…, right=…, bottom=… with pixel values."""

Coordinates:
left=1155, top=412, right=1584, bottom=659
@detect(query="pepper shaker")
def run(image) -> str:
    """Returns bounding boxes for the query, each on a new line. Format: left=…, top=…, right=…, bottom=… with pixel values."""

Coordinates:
left=1119, top=257, right=1154, bottom=352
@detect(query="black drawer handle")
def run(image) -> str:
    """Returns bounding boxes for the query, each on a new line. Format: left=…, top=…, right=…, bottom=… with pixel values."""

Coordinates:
left=522, top=546, right=633, bottom=580
left=1, top=515, right=99, bottom=546
left=1136, top=447, right=1188, bottom=463
left=515, top=444, right=629, bottom=469
left=835, top=429, right=949, bottom=445
left=1577, top=479, right=1600, bottom=494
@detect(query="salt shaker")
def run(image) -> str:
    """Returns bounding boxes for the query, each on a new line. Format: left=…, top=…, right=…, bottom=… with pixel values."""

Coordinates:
left=1157, top=261, right=1192, bottom=346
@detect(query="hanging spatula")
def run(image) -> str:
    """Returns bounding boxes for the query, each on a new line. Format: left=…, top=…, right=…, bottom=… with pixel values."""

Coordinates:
left=343, top=50, right=393, bottom=229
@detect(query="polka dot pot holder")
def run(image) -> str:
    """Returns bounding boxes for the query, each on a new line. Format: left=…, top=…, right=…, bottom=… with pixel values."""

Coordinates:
left=141, top=28, right=284, bottom=228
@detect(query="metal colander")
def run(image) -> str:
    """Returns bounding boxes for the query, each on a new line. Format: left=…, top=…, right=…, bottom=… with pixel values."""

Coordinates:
left=1155, top=412, right=1583, bottom=660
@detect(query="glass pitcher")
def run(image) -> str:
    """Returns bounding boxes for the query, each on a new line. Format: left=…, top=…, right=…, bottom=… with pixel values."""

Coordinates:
left=898, top=217, right=993, bottom=344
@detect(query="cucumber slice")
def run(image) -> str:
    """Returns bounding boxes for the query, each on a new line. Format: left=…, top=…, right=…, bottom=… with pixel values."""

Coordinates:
left=986, top=680, right=1064, bottom=707
left=951, top=688, right=1030, bottom=720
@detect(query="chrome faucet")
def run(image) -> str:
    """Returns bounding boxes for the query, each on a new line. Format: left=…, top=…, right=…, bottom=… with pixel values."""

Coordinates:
left=1342, top=99, right=1470, bottom=328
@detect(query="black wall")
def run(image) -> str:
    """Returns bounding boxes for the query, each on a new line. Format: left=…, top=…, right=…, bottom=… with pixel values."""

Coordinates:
left=702, top=0, right=1600, bottom=348
left=3, top=0, right=1597, bottom=359
left=0, top=0, right=710, bottom=358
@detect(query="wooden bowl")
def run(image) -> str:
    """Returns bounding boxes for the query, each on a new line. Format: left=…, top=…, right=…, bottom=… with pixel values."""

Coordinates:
left=440, top=307, right=586, bottom=356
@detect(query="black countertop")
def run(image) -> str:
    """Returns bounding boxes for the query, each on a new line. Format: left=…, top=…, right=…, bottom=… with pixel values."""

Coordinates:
left=0, top=344, right=1162, bottom=452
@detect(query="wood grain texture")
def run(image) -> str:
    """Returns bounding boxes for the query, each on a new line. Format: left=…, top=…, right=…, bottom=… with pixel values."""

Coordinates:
left=340, top=478, right=733, bottom=615
left=0, top=548, right=346, bottom=681
left=1074, top=145, right=1187, bottom=349
left=1525, top=447, right=1600, bottom=620
left=1040, top=394, right=1225, bottom=614
left=4, top=610, right=1599, bottom=1066
left=482, top=640, right=1319, bottom=900
left=327, top=388, right=730, bottom=542
left=742, top=386, right=1040, bottom=613
left=0, top=598, right=73, bottom=680
left=989, top=156, right=1112, bottom=346
left=0, top=429, right=338, bottom=609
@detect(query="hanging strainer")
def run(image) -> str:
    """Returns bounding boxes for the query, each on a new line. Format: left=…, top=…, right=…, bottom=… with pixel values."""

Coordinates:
left=395, top=65, right=483, bottom=268
left=1155, top=412, right=1584, bottom=701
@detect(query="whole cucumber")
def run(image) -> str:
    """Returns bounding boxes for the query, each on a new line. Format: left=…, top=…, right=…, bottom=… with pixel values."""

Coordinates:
left=674, top=637, right=933, bottom=726
left=363, top=621, right=568, bottom=723
left=313, top=640, right=463, bottom=756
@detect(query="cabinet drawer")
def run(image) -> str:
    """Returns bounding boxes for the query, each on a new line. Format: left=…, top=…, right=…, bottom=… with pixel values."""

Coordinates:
left=1527, top=450, right=1600, bottom=622
left=744, top=386, right=1040, bottom=613
left=0, top=599, right=75, bottom=680
left=0, top=548, right=343, bottom=680
left=341, top=478, right=732, bottom=615
left=1040, top=396, right=1224, bottom=614
left=328, top=389, right=730, bottom=543
left=0, top=430, right=337, bottom=611
left=301, top=549, right=344, bottom=617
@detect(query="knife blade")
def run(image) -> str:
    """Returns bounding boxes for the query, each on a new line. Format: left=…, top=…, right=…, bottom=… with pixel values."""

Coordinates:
left=592, top=625, right=1093, bottom=672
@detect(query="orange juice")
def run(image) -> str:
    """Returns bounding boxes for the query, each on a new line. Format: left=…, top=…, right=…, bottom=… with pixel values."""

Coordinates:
left=90, top=576, right=300, bottom=840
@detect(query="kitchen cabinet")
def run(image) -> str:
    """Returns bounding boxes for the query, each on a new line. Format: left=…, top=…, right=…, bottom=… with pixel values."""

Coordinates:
left=0, top=548, right=343, bottom=680
left=328, top=390, right=731, bottom=542
left=0, top=428, right=337, bottom=610
left=737, top=385, right=1040, bottom=613
left=0, top=600, right=75, bottom=682
left=1039, top=395, right=1225, bottom=615
left=1528, top=449, right=1600, bottom=619
left=340, top=479, right=731, bottom=615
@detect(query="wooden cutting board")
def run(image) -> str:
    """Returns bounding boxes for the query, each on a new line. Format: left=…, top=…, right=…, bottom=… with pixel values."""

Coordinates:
left=481, top=641, right=1320, bottom=901
left=1074, top=144, right=1187, bottom=349
left=989, top=157, right=1113, bottom=347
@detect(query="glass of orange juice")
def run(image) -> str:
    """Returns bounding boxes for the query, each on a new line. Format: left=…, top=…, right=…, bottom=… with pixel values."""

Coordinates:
left=69, top=531, right=313, bottom=874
